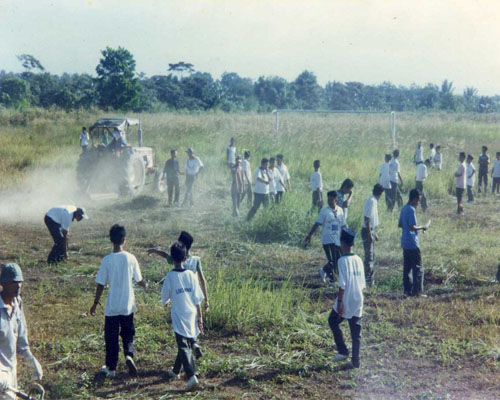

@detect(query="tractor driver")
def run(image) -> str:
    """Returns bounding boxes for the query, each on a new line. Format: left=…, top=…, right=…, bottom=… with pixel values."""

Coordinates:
left=109, top=128, right=128, bottom=152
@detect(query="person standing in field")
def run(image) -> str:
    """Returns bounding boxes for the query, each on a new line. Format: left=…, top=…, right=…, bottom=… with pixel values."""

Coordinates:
left=80, top=126, right=89, bottom=153
left=328, top=228, right=365, bottom=370
left=398, top=189, right=427, bottom=297
left=246, top=158, right=271, bottom=221
left=241, top=151, right=253, bottom=206
left=414, top=141, right=424, bottom=165
left=182, top=148, right=204, bottom=207
left=269, top=157, right=285, bottom=204
left=379, top=154, right=392, bottom=210
left=304, top=190, right=346, bottom=285
left=163, top=149, right=182, bottom=207
left=310, top=160, right=323, bottom=212
left=226, top=137, right=236, bottom=168
left=491, top=152, right=500, bottom=194
left=428, top=143, right=436, bottom=168
left=0, top=263, right=43, bottom=400
left=337, top=179, right=354, bottom=221
left=276, top=154, right=291, bottom=203
left=161, top=242, right=204, bottom=391
left=466, top=155, right=476, bottom=203
left=44, top=206, right=88, bottom=264
left=90, top=224, right=147, bottom=378
left=455, top=152, right=467, bottom=214
left=361, top=184, right=384, bottom=287
left=415, top=159, right=430, bottom=212
left=434, top=145, right=443, bottom=171
left=389, top=149, right=404, bottom=210
left=477, top=146, right=490, bottom=194
left=230, top=155, right=245, bottom=217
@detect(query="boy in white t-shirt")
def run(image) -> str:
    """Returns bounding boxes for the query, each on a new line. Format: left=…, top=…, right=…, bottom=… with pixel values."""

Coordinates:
left=90, top=225, right=147, bottom=378
left=415, top=159, right=431, bottom=212
left=80, top=126, right=89, bottom=153
left=455, top=152, right=467, bottom=214
left=226, top=137, right=236, bottom=168
left=241, top=151, right=253, bottom=206
left=491, top=152, right=500, bottom=194
left=276, top=154, right=290, bottom=203
left=329, top=228, right=365, bottom=369
left=304, top=190, right=346, bottom=285
left=310, top=160, right=323, bottom=212
left=379, top=154, right=392, bottom=210
left=161, top=242, right=204, bottom=391
left=269, top=157, right=285, bottom=204
left=247, top=158, right=271, bottom=221
left=429, top=143, right=436, bottom=168
left=466, top=154, right=476, bottom=203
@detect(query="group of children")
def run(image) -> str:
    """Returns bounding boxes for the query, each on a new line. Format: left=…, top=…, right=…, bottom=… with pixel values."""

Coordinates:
left=90, top=227, right=208, bottom=391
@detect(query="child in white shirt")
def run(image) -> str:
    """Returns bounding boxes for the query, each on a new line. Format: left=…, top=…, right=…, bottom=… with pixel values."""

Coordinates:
left=310, top=160, right=323, bottom=212
left=491, top=152, right=500, bottom=194
left=466, top=154, right=476, bottom=203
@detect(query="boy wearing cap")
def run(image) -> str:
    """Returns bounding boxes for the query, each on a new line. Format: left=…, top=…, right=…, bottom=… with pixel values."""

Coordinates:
left=161, top=242, right=204, bottom=391
left=247, top=158, right=271, bottom=221
left=90, top=225, right=147, bottom=378
left=44, top=205, right=87, bottom=264
left=231, top=155, right=245, bottom=217
left=304, top=190, right=346, bottom=285
left=276, top=154, right=290, bottom=203
left=455, top=152, right=467, bottom=214
left=163, top=149, right=182, bottom=207
left=310, top=160, right=323, bottom=212
left=241, top=151, right=253, bottom=206
left=329, top=228, right=365, bottom=370
left=0, top=263, right=43, bottom=399
left=182, top=148, right=204, bottom=207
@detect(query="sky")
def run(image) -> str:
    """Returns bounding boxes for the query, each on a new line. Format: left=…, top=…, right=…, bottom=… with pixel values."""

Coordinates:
left=1, top=0, right=500, bottom=95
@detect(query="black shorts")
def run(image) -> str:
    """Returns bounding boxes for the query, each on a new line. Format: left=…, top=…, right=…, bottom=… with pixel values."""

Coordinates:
left=456, top=187, right=464, bottom=202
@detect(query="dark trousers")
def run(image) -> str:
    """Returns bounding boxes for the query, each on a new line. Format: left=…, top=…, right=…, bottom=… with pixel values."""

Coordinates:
left=312, top=191, right=323, bottom=212
left=361, top=228, right=375, bottom=286
left=167, top=177, right=180, bottom=205
left=322, top=243, right=341, bottom=280
left=384, top=188, right=392, bottom=210
left=403, top=248, right=423, bottom=296
left=173, top=333, right=196, bottom=378
left=389, top=181, right=403, bottom=210
left=328, top=309, right=361, bottom=367
left=276, top=191, right=284, bottom=203
left=231, top=188, right=242, bottom=217
left=44, top=215, right=66, bottom=263
left=478, top=171, right=488, bottom=192
left=105, top=314, right=135, bottom=371
left=467, top=185, right=474, bottom=202
left=183, top=174, right=196, bottom=206
left=456, top=187, right=464, bottom=213
left=246, top=193, right=269, bottom=221
left=415, top=181, right=427, bottom=211
left=492, top=177, right=500, bottom=194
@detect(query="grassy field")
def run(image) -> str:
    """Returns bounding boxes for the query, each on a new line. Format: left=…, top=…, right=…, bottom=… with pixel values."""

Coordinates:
left=0, top=109, right=499, bottom=399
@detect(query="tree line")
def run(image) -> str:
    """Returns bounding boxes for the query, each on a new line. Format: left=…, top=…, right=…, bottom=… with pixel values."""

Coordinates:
left=1, top=48, right=499, bottom=113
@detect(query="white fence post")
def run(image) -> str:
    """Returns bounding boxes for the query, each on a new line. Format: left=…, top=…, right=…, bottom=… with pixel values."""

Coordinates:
left=391, top=111, right=396, bottom=149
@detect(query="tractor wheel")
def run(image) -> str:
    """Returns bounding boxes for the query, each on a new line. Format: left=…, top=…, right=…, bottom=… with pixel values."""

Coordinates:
left=153, top=170, right=166, bottom=193
left=119, top=152, right=146, bottom=196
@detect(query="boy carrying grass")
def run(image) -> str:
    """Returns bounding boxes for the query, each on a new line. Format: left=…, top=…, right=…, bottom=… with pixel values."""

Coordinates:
left=161, top=242, right=204, bottom=392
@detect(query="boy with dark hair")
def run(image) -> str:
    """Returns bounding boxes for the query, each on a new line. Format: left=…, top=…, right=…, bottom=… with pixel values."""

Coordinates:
left=337, top=179, right=354, bottom=221
left=310, top=160, right=323, bottom=211
left=163, top=149, right=182, bottom=207
left=415, top=159, right=431, bottom=212
left=90, top=224, right=147, bottom=378
left=389, top=149, right=404, bottom=210
left=276, top=154, right=290, bottom=203
left=466, top=154, right=476, bottom=203
left=162, top=242, right=204, bottom=391
left=379, top=154, right=392, bottom=210
left=491, top=152, right=500, bottom=194
left=361, top=184, right=384, bottom=287
left=477, top=146, right=489, bottom=194
left=231, top=155, right=245, bottom=217
left=247, top=158, right=271, bottom=221
left=434, top=145, right=443, bottom=171
left=328, top=228, right=365, bottom=370
left=80, top=126, right=89, bottom=153
left=428, top=143, right=436, bottom=168
left=305, top=190, right=346, bottom=285
left=241, top=150, right=253, bottom=206
left=455, top=152, right=467, bottom=214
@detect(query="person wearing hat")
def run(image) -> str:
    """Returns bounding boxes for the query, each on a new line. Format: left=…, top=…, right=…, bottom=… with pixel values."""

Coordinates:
left=163, top=149, right=183, bottom=207
left=231, top=155, right=245, bottom=217
left=0, top=263, right=43, bottom=399
left=44, top=205, right=88, bottom=264
left=329, top=228, right=365, bottom=370
left=182, top=148, right=204, bottom=207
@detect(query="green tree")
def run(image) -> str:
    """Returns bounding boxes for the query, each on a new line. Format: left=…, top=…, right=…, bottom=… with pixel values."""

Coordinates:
left=17, top=54, right=45, bottom=72
left=219, top=72, right=255, bottom=111
left=463, top=87, right=477, bottom=112
left=439, top=79, right=456, bottom=110
left=95, top=47, right=142, bottom=110
left=254, top=76, right=296, bottom=110
left=0, top=76, right=30, bottom=108
left=292, top=70, right=323, bottom=109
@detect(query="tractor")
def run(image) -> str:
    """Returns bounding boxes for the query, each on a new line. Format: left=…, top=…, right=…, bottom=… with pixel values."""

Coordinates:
left=77, top=117, right=165, bottom=197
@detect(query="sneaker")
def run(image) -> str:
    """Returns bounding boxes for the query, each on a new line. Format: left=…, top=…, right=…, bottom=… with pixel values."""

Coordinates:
left=186, top=375, right=199, bottom=391
left=193, top=343, right=203, bottom=359
left=318, top=267, right=327, bottom=283
left=340, top=361, right=358, bottom=370
left=101, top=366, right=115, bottom=378
left=126, top=355, right=138, bottom=377
left=166, top=369, right=180, bottom=380
left=331, top=353, right=348, bottom=363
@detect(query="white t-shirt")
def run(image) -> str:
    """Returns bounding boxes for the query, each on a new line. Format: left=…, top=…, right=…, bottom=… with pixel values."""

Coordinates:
left=184, top=256, right=202, bottom=275
left=333, top=254, right=366, bottom=319
left=379, top=162, right=391, bottom=189
left=254, top=168, right=270, bottom=194
left=456, top=162, right=466, bottom=189
left=95, top=251, right=143, bottom=317
left=226, top=146, right=236, bottom=165
left=276, top=164, right=289, bottom=192
left=466, top=163, right=476, bottom=186
left=80, top=132, right=89, bottom=146
left=269, top=167, right=282, bottom=195
left=186, top=156, right=204, bottom=176
left=362, top=195, right=379, bottom=231
left=414, top=147, right=424, bottom=163
left=315, top=206, right=345, bottom=245
left=416, top=163, right=428, bottom=182
left=242, top=159, right=252, bottom=184
left=434, top=152, right=442, bottom=169
left=389, top=158, right=400, bottom=183
left=429, top=148, right=436, bottom=164
left=46, top=205, right=77, bottom=231
left=161, top=269, right=204, bottom=339
left=492, top=160, right=500, bottom=178
left=310, top=171, right=322, bottom=191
